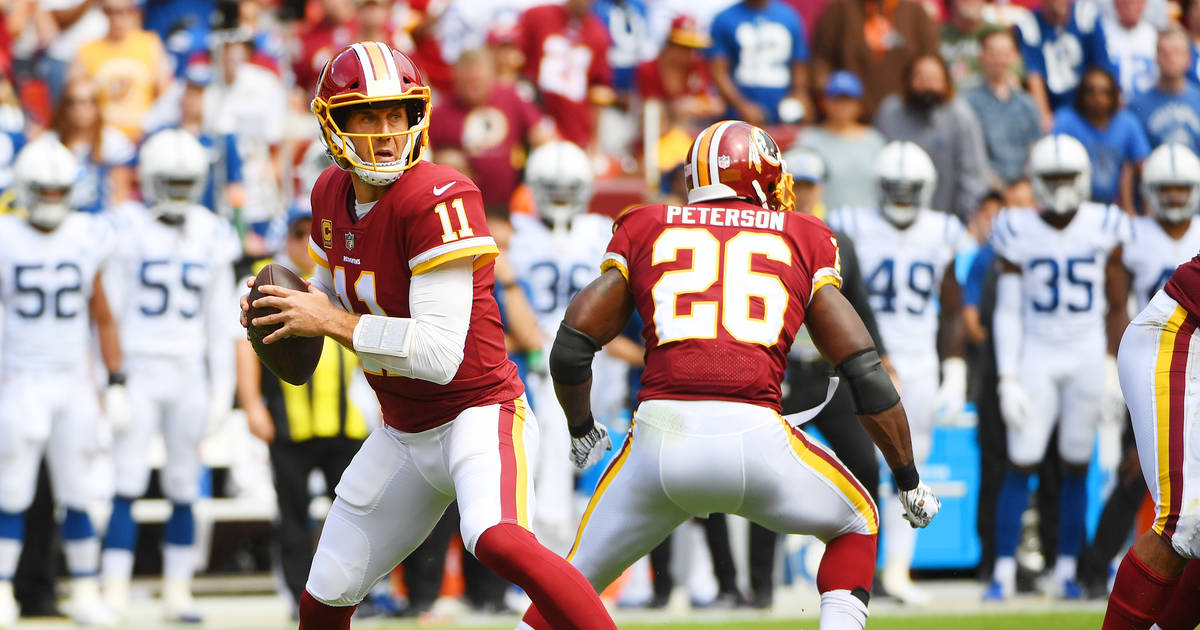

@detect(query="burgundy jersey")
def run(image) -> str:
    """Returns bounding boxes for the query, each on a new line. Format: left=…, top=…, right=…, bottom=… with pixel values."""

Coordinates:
left=429, top=86, right=551, bottom=207
left=308, top=161, right=524, bottom=432
left=518, top=4, right=612, bottom=147
left=1165, top=252, right=1200, bottom=318
left=603, top=202, right=842, bottom=410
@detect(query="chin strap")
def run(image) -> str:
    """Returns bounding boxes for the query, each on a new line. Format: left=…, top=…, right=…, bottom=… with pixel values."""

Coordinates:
left=774, top=172, right=796, bottom=212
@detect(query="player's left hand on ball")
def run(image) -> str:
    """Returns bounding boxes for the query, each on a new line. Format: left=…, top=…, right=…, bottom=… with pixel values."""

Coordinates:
left=570, top=420, right=612, bottom=470
left=104, top=383, right=133, bottom=433
left=899, top=481, right=940, bottom=529
left=251, top=283, right=332, bottom=343
left=239, top=277, right=254, bottom=329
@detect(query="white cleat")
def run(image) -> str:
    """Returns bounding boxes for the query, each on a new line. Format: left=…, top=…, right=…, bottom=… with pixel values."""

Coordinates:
left=101, top=577, right=129, bottom=620
left=67, top=577, right=116, bottom=627
left=881, top=565, right=932, bottom=606
left=162, top=578, right=203, bottom=624
left=0, top=581, right=17, bottom=629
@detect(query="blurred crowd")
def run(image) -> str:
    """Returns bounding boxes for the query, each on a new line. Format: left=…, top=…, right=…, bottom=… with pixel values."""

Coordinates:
left=5, top=0, right=1200, bottom=623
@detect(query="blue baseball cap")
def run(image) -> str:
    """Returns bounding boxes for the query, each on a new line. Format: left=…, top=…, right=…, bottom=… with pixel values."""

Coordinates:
left=286, top=206, right=312, bottom=227
left=785, top=147, right=826, bottom=183
left=824, top=71, right=863, bottom=100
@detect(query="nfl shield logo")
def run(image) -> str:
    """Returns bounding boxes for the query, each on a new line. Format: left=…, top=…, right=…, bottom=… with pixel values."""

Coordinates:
left=717, top=155, right=731, bottom=168
left=344, top=232, right=355, bottom=251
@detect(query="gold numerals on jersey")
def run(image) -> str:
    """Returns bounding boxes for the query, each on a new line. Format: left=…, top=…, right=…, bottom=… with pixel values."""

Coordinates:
left=332, top=266, right=397, bottom=377
left=650, top=228, right=792, bottom=346
left=434, top=198, right=474, bottom=243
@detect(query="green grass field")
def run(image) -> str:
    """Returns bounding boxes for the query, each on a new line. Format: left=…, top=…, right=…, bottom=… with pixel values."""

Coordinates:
left=334, top=611, right=1104, bottom=630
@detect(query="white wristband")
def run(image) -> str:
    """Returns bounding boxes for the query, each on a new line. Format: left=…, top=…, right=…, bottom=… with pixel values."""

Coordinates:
left=353, top=314, right=414, bottom=359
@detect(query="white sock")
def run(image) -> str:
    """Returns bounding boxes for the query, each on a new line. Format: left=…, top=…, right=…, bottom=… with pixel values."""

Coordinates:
left=163, top=544, right=196, bottom=581
left=994, top=556, right=1016, bottom=593
left=101, top=548, right=134, bottom=583
left=0, top=540, right=20, bottom=579
left=63, top=537, right=100, bottom=576
left=819, top=589, right=868, bottom=630
left=1054, top=555, right=1077, bottom=584
left=883, top=499, right=918, bottom=568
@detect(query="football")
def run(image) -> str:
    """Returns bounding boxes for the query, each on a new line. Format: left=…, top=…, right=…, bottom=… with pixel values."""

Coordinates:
left=247, top=263, right=323, bottom=385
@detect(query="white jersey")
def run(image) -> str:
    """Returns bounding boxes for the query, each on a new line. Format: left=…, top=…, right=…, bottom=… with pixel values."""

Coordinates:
left=508, top=212, right=614, bottom=337
left=0, top=213, right=113, bottom=372
left=105, top=202, right=239, bottom=359
left=828, top=206, right=971, bottom=359
left=1122, top=217, right=1200, bottom=312
left=991, top=203, right=1128, bottom=343
left=1102, top=17, right=1158, bottom=100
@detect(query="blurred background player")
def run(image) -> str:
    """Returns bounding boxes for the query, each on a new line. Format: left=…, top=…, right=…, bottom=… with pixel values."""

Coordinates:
left=0, top=138, right=127, bottom=627
left=985, top=133, right=1128, bottom=601
left=828, top=140, right=970, bottom=605
left=100, top=128, right=240, bottom=623
left=506, top=140, right=635, bottom=554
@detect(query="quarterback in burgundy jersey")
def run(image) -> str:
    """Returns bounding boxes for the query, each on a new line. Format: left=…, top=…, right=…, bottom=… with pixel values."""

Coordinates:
left=517, top=121, right=940, bottom=630
left=242, top=41, right=614, bottom=630
left=1105, top=249, right=1200, bottom=629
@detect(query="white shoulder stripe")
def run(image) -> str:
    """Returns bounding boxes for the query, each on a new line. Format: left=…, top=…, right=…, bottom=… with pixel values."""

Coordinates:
left=308, top=236, right=329, bottom=261
left=407, top=236, right=497, bottom=270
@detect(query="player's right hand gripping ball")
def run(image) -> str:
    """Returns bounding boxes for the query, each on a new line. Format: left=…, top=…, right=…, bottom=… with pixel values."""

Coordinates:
left=570, top=422, right=612, bottom=470
left=247, top=263, right=324, bottom=385
left=899, top=482, right=941, bottom=529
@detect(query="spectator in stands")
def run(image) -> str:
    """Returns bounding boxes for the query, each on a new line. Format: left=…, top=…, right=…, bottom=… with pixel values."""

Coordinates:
left=1131, top=27, right=1200, bottom=153
left=965, top=29, right=1042, bottom=190
left=1016, top=0, right=1115, bottom=131
left=811, top=0, right=938, bottom=121
left=875, top=54, right=990, bottom=220
left=236, top=208, right=375, bottom=616
left=72, top=0, right=170, bottom=143
left=142, top=0, right=212, bottom=79
left=209, top=32, right=287, bottom=241
left=1053, top=66, right=1150, bottom=209
left=518, top=0, right=614, bottom=148
left=36, top=0, right=107, bottom=103
left=940, top=0, right=990, bottom=90
left=707, top=0, right=811, bottom=125
left=429, top=48, right=556, bottom=208
left=292, top=0, right=356, bottom=94
left=593, top=0, right=654, bottom=98
left=389, top=0, right=454, bottom=94
left=175, top=66, right=244, bottom=218
left=43, top=74, right=134, bottom=214
left=636, top=16, right=722, bottom=131
left=796, top=71, right=886, bottom=211
left=1103, top=0, right=1158, bottom=102
left=485, top=20, right=527, bottom=91
left=0, top=72, right=25, bottom=195
left=1184, top=0, right=1200, bottom=85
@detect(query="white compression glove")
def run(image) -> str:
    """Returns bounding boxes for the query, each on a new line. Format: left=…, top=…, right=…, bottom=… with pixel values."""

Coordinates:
left=998, top=375, right=1031, bottom=430
left=899, top=481, right=941, bottom=528
left=934, top=357, right=968, bottom=419
left=1102, top=355, right=1126, bottom=427
left=105, top=382, right=133, bottom=433
left=570, top=421, right=612, bottom=470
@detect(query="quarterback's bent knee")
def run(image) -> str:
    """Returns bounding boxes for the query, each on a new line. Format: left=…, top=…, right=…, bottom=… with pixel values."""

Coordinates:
left=304, top=511, right=374, bottom=606
left=1168, top=517, right=1200, bottom=560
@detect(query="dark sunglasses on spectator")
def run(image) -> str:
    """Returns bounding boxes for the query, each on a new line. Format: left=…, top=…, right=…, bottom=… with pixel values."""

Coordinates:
left=290, top=228, right=308, bottom=239
left=103, top=5, right=136, bottom=14
left=66, top=97, right=97, bottom=105
left=1081, top=84, right=1113, bottom=95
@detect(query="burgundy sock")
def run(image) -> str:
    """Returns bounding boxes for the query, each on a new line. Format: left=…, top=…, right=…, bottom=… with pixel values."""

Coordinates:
left=1103, top=548, right=1180, bottom=630
left=475, top=523, right=615, bottom=630
left=1156, top=559, right=1200, bottom=630
left=817, top=532, right=877, bottom=596
left=298, top=590, right=356, bottom=630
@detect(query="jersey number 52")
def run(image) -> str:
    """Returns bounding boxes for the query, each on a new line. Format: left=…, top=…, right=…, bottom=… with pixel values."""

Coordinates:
left=651, top=227, right=790, bottom=346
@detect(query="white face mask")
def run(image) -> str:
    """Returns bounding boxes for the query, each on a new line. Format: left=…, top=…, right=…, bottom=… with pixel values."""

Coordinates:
left=28, top=202, right=70, bottom=230
left=1045, top=184, right=1082, bottom=215
left=881, top=203, right=919, bottom=227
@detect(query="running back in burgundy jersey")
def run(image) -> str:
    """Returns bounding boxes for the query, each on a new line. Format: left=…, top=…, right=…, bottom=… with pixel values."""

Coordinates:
left=308, top=160, right=523, bottom=431
left=601, top=201, right=841, bottom=411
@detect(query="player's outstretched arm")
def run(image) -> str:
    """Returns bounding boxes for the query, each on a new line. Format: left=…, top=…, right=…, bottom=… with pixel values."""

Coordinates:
left=807, top=284, right=941, bottom=528
left=550, top=268, right=635, bottom=436
left=806, top=283, right=914, bottom=477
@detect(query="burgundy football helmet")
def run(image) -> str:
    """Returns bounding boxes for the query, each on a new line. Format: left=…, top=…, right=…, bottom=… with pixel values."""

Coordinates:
left=684, top=120, right=795, bottom=212
left=310, top=41, right=432, bottom=186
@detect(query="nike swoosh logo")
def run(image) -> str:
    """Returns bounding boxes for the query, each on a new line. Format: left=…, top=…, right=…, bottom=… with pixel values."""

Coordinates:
left=433, top=182, right=456, bottom=196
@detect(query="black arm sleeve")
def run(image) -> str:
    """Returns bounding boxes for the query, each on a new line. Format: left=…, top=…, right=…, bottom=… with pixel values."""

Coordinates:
left=834, top=231, right=887, bottom=355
